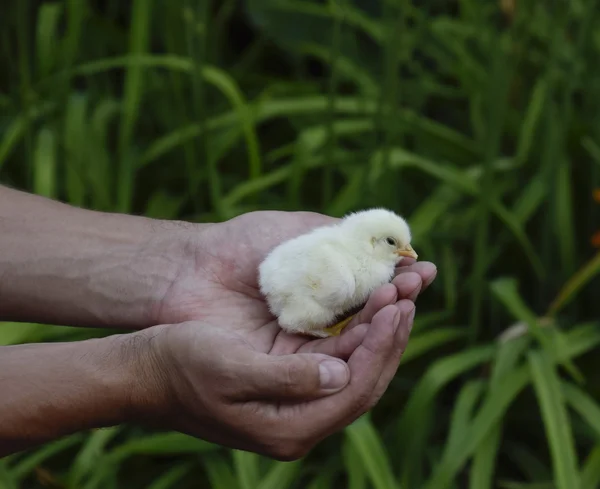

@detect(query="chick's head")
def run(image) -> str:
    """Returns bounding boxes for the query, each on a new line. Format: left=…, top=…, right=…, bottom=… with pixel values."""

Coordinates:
left=341, top=208, right=417, bottom=265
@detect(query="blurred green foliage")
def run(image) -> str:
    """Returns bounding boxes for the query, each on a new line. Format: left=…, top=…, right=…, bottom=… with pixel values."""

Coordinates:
left=2, top=0, right=600, bottom=487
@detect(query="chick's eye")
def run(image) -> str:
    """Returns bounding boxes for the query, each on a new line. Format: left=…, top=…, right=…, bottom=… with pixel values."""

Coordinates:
left=386, top=237, right=397, bottom=246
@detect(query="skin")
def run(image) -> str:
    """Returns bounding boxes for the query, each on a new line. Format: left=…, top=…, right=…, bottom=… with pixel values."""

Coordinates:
left=0, top=185, right=437, bottom=460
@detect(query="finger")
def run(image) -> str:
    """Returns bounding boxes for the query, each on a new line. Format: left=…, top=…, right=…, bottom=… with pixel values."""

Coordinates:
left=396, top=257, right=417, bottom=268
left=394, top=261, right=437, bottom=291
left=392, top=272, right=422, bottom=302
left=231, top=350, right=350, bottom=402
left=367, top=300, right=415, bottom=407
left=289, top=305, right=401, bottom=437
left=340, top=283, right=398, bottom=334
left=297, top=323, right=370, bottom=360
left=268, top=281, right=398, bottom=356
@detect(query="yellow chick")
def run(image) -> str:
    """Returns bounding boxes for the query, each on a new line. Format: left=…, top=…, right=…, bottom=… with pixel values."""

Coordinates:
left=258, top=208, right=418, bottom=338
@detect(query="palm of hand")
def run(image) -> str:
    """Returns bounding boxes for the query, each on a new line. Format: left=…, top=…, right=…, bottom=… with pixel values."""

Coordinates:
left=158, top=211, right=335, bottom=352
left=159, top=210, right=434, bottom=359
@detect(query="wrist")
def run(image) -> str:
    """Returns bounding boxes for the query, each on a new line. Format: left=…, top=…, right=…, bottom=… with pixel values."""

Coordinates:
left=0, top=334, right=141, bottom=455
left=101, top=327, right=173, bottom=426
left=0, top=188, right=210, bottom=328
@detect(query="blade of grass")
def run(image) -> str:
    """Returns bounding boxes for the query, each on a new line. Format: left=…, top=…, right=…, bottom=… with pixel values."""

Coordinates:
left=322, top=0, right=344, bottom=207
left=184, top=0, right=210, bottom=214
left=233, top=450, right=261, bottom=489
left=36, top=2, right=63, bottom=77
left=515, top=78, right=548, bottom=164
left=202, top=453, right=240, bottom=489
left=343, top=437, right=367, bottom=489
left=528, top=350, right=580, bottom=489
left=256, top=460, right=302, bottom=489
left=422, top=321, right=600, bottom=489
left=547, top=251, right=600, bottom=316
left=469, top=424, right=502, bottom=489
left=470, top=31, right=514, bottom=343
left=422, top=367, right=530, bottom=489
left=0, top=461, right=17, bottom=489
left=32, top=127, right=56, bottom=199
left=117, top=0, right=153, bottom=213
left=88, top=99, right=120, bottom=210
left=345, top=415, right=399, bottom=489
left=98, top=432, right=216, bottom=465
left=147, top=463, right=193, bottom=489
left=442, top=380, right=485, bottom=459
left=561, top=382, right=600, bottom=439
left=10, top=434, right=84, bottom=482
left=398, top=346, right=496, bottom=485
left=0, top=103, right=54, bottom=174
left=491, top=277, right=583, bottom=384
left=63, top=93, right=88, bottom=206
left=400, top=327, right=466, bottom=365
left=581, top=445, right=600, bottom=489
left=67, top=427, right=121, bottom=489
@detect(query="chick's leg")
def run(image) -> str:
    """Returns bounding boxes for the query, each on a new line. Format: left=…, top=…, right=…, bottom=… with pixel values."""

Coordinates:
left=322, top=314, right=357, bottom=337
left=277, top=300, right=336, bottom=338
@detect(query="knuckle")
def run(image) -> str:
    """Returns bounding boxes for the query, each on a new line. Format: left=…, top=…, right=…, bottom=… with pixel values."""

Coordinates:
left=281, top=361, right=306, bottom=394
left=260, top=427, right=313, bottom=461
left=267, top=440, right=311, bottom=461
left=353, top=391, right=373, bottom=414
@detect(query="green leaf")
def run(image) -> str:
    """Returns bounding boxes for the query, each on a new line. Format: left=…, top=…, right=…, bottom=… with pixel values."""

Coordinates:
left=423, top=367, right=530, bottom=489
left=346, top=415, right=399, bottom=489
left=147, top=463, right=193, bottom=489
left=528, top=351, right=580, bottom=489
left=442, top=380, right=485, bottom=460
left=233, top=450, right=261, bottom=489
left=548, top=251, right=600, bottom=316
left=67, top=427, right=121, bottom=489
left=491, top=277, right=583, bottom=384
left=343, top=438, right=367, bottom=489
left=398, top=346, right=495, bottom=485
left=203, top=453, right=240, bottom=489
left=256, top=460, right=302, bottom=489
left=581, top=445, right=600, bottom=489
left=36, top=2, right=63, bottom=76
left=515, top=78, right=548, bottom=164
left=117, top=0, right=153, bottom=213
left=11, top=434, right=84, bottom=482
left=401, top=327, right=467, bottom=365
left=562, top=382, right=600, bottom=440
left=32, top=127, right=57, bottom=199
left=469, top=424, right=502, bottom=489
left=103, top=432, right=217, bottom=460
left=0, top=104, right=55, bottom=174
left=0, top=461, right=18, bottom=489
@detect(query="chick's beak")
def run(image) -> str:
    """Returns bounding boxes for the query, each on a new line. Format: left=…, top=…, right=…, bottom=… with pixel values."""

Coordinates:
left=395, top=243, right=418, bottom=259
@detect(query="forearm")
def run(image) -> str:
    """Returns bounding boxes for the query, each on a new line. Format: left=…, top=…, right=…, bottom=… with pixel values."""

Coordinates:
left=0, top=334, right=148, bottom=457
left=0, top=185, right=193, bottom=328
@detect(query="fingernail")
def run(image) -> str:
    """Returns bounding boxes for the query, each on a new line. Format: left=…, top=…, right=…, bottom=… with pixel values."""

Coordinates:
left=319, top=360, right=349, bottom=390
left=394, top=310, right=402, bottom=328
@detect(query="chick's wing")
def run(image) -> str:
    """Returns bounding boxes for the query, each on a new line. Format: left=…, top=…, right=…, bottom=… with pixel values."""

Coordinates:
left=296, top=241, right=357, bottom=312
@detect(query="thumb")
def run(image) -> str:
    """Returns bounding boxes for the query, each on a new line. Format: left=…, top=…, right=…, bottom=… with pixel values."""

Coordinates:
left=235, top=352, right=350, bottom=402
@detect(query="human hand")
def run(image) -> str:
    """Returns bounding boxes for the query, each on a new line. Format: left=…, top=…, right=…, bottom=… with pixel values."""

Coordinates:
left=132, top=299, right=416, bottom=460
left=0, top=197, right=437, bottom=459
left=128, top=211, right=437, bottom=459
left=155, top=211, right=436, bottom=360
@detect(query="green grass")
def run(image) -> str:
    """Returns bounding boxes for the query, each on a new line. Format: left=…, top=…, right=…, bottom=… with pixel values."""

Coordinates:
left=2, top=0, right=600, bottom=487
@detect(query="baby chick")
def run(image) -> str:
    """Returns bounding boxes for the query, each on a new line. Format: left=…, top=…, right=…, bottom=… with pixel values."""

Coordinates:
left=258, top=208, right=418, bottom=338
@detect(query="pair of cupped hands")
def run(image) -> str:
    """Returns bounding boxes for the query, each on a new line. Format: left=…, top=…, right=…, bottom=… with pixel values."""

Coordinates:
left=140, top=210, right=437, bottom=460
